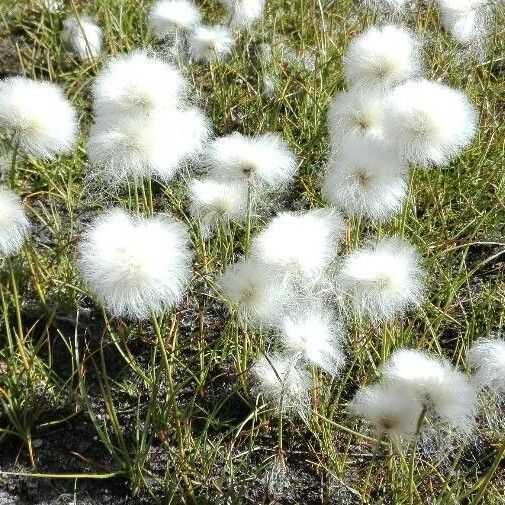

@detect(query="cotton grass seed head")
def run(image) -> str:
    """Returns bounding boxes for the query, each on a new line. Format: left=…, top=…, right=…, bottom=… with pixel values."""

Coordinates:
left=250, top=209, right=346, bottom=281
left=383, top=79, right=478, bottom=167
left=437, top=0, right=487, bottom=44
left=149, top=0, right=201, bottom=40
left=383, top=349, right=477, bottom=434
left=218, top=259, right=290, bottom=326
left=0, top=77, right=78, bottom=160
left=207, top=132, right=298, bottom=190
left=344, top=25, right=423, bottom=89
left=467, top=338, right=505, bottom=395
left=349, top=382, right=424, bottom=442
left=220, top=0, right=266, bottom=29
left=280, top=308, right=346, bottom=375
left=77, top=209, right=192, bottom=320
left=87, top=107, right=210, bottom=186
left=189, top=25, right=234, bottom=62
left=250, top=353, right=311, bottom=415
left=91, top=51, right=187, bottom=116
left=327, top=89, right=386, bottom=150
left=188, top=178, right=248, bottom=232
left=337, top=237, right=424, bottom=322
left=62, top=15, right=102, bottom=62
left=322, top=141, right=408, bottom=221
left=0, top=187, right=30, bottom=258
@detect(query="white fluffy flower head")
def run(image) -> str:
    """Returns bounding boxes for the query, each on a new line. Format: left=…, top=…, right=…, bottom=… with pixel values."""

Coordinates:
left=383, top=79, right=477, bottom=167
left=467, top=338, right=505, bottom=394
left=189, top=25, right=234, bottom=62
left=218, top=260, right=290, bottom=326
left=338, top=237, right=424, bottom=322
left=344, top=25, right=423, bottom=89
left=250, top=209, right=346, bottom=280
left=149, top=0, right=201, bottom=39
left=0, top=188, right=30, bottom=258
left=281, top=308, right=346, bottom=375
left=207, top=132, right=297, bottom=190
left=62, top=15, right=102, bottom=62
left=0, top=77, right=78, bottom=160
left=250, top=353, right=311, bottom=414
left=322, top=141, right=408, bottom=221
left=87, top=107, right=209, bottom=186
left=220, top=0, right=266, bottom=29
left=77, top=209, right=192, bottom=320
left=327, top=89, right=386, bottom=150
left=188, top=178, right=248, bottom=232
left=383, top=349, right=477, bottom=434
left=349, top=382, right=424, bottom=442
left=438, top=0, right=487, bottom=44
left=91, top=51, right=187, bottom=116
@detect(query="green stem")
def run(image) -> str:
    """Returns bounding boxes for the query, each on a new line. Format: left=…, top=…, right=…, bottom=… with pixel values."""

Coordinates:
left=469, top=437, right=505, bottom=505
left=409, top=406, right=427, bottom=505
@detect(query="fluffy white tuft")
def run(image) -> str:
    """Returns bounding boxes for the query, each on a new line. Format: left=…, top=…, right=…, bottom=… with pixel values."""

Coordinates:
left=437, top=0, right=487, bottom=44
left=91, top=51, right=187, bottom=116
left=280, top=308, right=346, bottom=375
left=218, top=259, right=291, bottom=326
left=87, top=107, right=210, bottom=186
left=327, top=89, right=386, bottom=150
left=189, top=25, right=234, bottom=62
left=349, top=382, right=424, bottom=442
left=322, top=140, right=408, bottom=221
left=62, top=15, right=102, bottom=62
left=250, top=209, right=346, bottom=280
left=220, top=0, right=266, bottom=29
left=207, top=132, right=298, bottom=190
left=250, top=353, right=311, bottom=414
left=383, top=79, right=478, bottom=167
left=0, top=187, right=30, bottom=258
left=383, top=348, right=477, bottom=434
left=337, top=237, right=424, bottom=322
left=344, top=25, right=423, bottom=89
left=467, top=338, right=505, bottom=394
left=77, top=208, right=192, bottom=320
left=148, top=0, right=201, bottom=40
left=188, top=177, right=248, bottom=232
left=41, top=0, right=62, bottom=13
left=0, top=77, right=78, bottom=160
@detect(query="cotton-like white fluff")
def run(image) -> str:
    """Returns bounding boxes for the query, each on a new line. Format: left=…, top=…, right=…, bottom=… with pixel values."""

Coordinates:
left=281, top=309, right=346, bottom=375
left=344, top=25, right=423, bottom=89
left=62, top=15, right=102, bottom=62
left=349, top=382, right=424, bottom=442
left=337, top=237, right=424, bottom=322
left=218, top=259, right=290, bottom=326
left=188, top=178, right=248, bottom=231
left=77, top=209, right=192, bottom=320
left=41, top=0, right=62, bottom=12
left=383, top=80, right=477, bottom=167
left=189, top=25, right=234, bottom=62
left=149, top=0, right=201, bottom=40
left=87, top=107, right=209, bottom=185
left=250, top=353, right=311, bottom=414
left=0, top=188, right=30, bottom=258
left=91, top=51, right=187, bottom=116
left=437, top=0, right=486, bottom=44
left=250, top=209, right=346, bottom=280
left=327, top=89, right=386, bottom=150
left=0, top=77, right=78, bottom=160
left=220, top=0, right=266, bottom=29
left=383, top=349, right=477, bottom=434
left=207, top=132, right=298, bottom=190
left=322, top=141, right=408, bottom=221
left=467, top=338, right=505, bottom=394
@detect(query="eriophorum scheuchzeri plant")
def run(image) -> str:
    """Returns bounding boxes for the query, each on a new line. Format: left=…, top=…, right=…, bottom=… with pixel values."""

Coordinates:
left=1, top=0, right=504, bottom=502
